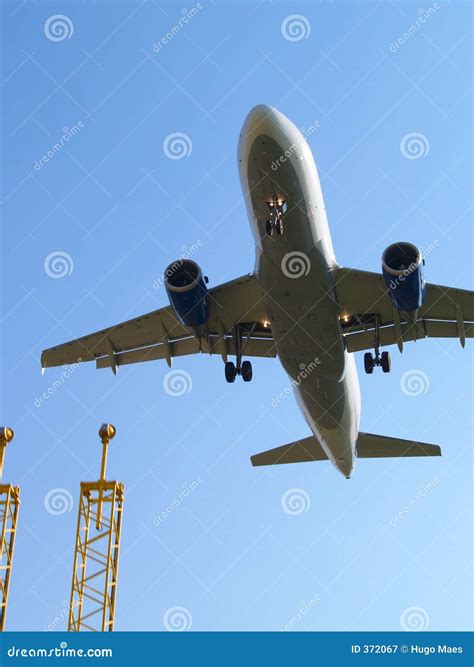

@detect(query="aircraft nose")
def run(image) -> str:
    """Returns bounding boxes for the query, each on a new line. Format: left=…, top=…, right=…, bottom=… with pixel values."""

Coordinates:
left=241, top=104, right=279, bottom=138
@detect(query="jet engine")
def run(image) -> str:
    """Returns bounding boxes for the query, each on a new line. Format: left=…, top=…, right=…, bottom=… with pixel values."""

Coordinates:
left=381, top=242, right=425, bottom=316
left=164, top=259, right=210, bottom=330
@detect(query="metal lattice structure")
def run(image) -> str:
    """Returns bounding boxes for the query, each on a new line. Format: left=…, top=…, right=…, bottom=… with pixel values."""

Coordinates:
left=0, top=427, right=20, bottom=632
left=68, top=424, right=124, bottom=632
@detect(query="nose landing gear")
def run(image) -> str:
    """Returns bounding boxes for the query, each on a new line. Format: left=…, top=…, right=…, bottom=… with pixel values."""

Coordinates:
left=265, top=196, right=287, bottom=236
left=364, top=315, right=391, bottom=374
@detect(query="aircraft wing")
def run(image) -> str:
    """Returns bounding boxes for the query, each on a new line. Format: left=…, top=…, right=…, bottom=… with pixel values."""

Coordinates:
left=334, top=267, right=474, bottom=353
left=41, top=274, right=275, bottom=373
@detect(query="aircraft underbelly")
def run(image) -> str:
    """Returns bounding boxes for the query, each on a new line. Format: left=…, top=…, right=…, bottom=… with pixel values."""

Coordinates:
left=239, top=113, right=358, bottom=476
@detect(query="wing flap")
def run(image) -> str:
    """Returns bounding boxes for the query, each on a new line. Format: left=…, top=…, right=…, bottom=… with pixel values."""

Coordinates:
left=345, top=319, right=474, bottom=353
left=96, top=335, right=276, bottom=370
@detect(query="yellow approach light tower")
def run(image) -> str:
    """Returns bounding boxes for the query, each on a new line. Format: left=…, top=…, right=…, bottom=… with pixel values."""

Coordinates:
left=0, top=427, right=20, bottom=632
left=68, top=424, right=124, bottom=632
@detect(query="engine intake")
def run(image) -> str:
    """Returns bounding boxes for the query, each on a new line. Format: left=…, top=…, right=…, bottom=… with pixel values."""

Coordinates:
left=164, top=259, right=210, bottom=329
left=382, top=242, right=425, bottom=315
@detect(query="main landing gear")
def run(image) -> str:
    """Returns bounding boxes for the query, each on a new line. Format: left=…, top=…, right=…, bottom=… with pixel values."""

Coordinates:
left=224, top=325, right=253, bottom=383
left=364, top=315, right=391, bottom=374
left=265, top=196, right=287, bottom=236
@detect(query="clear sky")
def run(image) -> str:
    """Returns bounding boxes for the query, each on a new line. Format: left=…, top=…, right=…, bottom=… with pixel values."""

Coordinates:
left=1, top=0, right=472, bottom=633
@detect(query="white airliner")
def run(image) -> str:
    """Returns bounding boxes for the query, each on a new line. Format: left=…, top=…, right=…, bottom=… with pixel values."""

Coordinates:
left=42, top=105, right=473, bottom=478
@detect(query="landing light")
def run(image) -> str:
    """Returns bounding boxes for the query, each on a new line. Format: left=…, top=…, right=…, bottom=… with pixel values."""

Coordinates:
left=341, top=314, right=350, bottom=323
left=262, top=320, right=270, bottom=328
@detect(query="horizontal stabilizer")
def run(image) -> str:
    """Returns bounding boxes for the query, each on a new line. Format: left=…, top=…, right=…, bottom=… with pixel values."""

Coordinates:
left=251, top=433, right=441, bottom=467
left=251, top=436, right=327, bottom=467
left=356, top=432, right=441, bottom=458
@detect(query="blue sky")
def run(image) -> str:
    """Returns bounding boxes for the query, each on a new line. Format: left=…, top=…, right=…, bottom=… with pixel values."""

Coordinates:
left=1, top=0, right=472, bottom=632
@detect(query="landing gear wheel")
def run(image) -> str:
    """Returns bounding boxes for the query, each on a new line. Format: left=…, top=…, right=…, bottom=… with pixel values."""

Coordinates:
left=381, top=351, right=391, bottom=373
left=364, top=352, right=374, bottom=375
left=225, top=361, right=237, bottom=383
left=266, top=220, right=273, bottom=236
left=241, top=360, right=253, bottom=382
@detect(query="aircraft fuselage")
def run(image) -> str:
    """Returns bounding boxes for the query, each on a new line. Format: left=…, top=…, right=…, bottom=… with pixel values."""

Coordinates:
left=238, top=105, right=361, bottom=478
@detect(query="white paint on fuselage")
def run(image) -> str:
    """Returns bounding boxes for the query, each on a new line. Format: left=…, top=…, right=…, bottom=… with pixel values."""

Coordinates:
left=238, top=105, right=361, bottom=477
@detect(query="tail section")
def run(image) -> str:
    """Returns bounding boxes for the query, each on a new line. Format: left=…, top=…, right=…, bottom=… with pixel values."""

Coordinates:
left=251, top=433, right=441, bottom=467
left=356, top=432, right=441, bottom=458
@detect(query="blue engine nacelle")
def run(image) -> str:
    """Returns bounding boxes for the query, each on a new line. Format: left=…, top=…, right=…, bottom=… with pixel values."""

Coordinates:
left=382, top=242, right=426, bottom=315
left=164, top=259, right=210, bottom=329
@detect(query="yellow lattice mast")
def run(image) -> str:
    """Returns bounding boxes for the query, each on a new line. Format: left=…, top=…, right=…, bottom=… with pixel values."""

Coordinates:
left=68, top=424, right=124, bottom=632
left=0, top=426, right=20, bottom=632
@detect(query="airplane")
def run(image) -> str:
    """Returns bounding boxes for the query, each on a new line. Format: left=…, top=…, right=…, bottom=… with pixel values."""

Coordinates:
left=41, top=105, right=474, bottom=478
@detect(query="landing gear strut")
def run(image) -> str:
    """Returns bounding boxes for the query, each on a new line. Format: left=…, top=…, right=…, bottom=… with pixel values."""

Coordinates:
left=224, top=325, right=253, bottom=383
left=265, top=196, right=287, bottom=236
left=364, top=315, right=391, bottom=374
